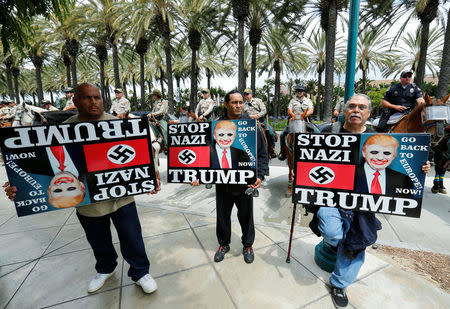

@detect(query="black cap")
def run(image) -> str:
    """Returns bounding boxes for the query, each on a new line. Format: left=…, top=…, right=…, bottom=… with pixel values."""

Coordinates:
left=295, top=83, right=307, bottom=92
left=400, top=71, right=413, bottom=78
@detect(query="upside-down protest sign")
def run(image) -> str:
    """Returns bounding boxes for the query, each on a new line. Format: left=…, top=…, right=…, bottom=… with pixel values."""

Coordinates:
left=293, top=133, right=430, bottom=218
left=0, top=118, right=157, bottom=217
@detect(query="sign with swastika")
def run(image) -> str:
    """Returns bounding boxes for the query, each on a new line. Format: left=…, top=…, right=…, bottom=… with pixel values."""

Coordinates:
left=167, top=120, right=257, bottom=185
left=0, top=118, right=157, bottom=217
left=293, top=132, right=430, bottom=218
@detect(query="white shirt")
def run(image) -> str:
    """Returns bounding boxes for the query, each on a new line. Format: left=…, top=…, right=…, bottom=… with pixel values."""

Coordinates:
left=215, top=143, right=232, bottom=168
left=364, top=163, right=386, bottom=194
left=46, top=146, right=79, bottom=177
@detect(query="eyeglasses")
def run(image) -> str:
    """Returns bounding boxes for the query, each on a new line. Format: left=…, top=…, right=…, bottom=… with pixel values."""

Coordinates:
left=202, top=91, right=208, bottom=94
left=346, top=103, right=369, bottom=111
left=296, top=90, right=305, bottom=93
left=244, top=93, right=250, bottom=96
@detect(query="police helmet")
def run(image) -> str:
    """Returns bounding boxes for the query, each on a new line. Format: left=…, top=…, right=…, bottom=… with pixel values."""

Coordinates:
left=295, top=83, right=307, bottom=92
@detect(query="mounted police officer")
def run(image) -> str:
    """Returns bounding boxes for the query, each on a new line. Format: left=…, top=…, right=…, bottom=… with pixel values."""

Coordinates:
left=62, top=87, right=76, bottom=111
left=110, top=88, right=131, bottom=117
left=243, top=89, right=277, bottom=159
left=195, top=88, right=215, bottom=121
left=278, top=83, right=314, bottom=160
left=41, top=99, right=59, bottom=111
left=377, top=71, right=424, bottom=132
left=148, top=89, right=168, bottom=121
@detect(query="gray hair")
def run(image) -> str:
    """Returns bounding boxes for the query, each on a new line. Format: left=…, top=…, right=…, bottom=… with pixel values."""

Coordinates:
left=346, top=93, right=372, bottom=110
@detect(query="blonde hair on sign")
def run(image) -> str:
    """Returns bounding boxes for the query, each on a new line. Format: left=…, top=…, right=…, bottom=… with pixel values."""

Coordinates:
left=363, top=134, right=399, bottom=150
left=214, top=120, right=237, bottom=134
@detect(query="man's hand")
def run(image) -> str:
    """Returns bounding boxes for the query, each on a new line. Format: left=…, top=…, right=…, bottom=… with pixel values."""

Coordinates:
left=422, top=161, right=431, bottom=174
left=250, top=115, right=259, bottom=119
left=333, top=110, right=339, bottom=117
left=190, top=180, right=200, bottom=186
left=147, top=113, right=153, bottom=118
left=394, top=105, right=407, bottom=112
left=3, top=182, right=17, bottom=201
left=149, top=179, right=161, bottom=194
left=248, top=178, right=262, bottom=189
left=197, top=115, right=204, bottom=122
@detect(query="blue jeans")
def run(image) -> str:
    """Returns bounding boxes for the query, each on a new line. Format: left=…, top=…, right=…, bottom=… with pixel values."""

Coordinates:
left=317, top=207, right=365, bottom=289
left=77, top=202, right=150, bottom=281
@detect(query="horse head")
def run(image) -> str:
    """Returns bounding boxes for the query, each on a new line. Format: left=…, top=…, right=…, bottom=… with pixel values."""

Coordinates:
left=423, top=93, right=450, bottom=140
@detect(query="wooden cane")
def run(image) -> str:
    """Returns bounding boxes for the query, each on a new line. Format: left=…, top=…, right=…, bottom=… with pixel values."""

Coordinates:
left=286, top=203, right=297, bottom=263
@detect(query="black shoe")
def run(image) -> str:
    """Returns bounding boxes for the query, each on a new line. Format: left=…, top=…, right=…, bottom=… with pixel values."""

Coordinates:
left=278, top=152, right=286, bottom=161
left=214, top=245, right=230, bottom=262
left=243, top=246, right=254, bottom=264
left=269, top=151, right=278, bottom=159
left=330, top=285, right=348, bottom=308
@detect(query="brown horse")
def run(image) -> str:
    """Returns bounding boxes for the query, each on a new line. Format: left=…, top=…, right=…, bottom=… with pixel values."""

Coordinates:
left=391, top=93, right=450, bottom=194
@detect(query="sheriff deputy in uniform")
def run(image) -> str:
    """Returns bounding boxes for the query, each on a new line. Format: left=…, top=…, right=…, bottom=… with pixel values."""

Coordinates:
left=377, top=71, right=424, bottom=132
left=0, top=99, right=16, bottom=121
left=41, top=99, right=59, bottom=111
left=195, top=88, right=215, bottom=121
left=110, top=88, right=131, bottom=116
left=62, top=87, right=76, bottom=111
left=278, top=83, right=314, bottom=160
left=147, top=89, right=168, bottom=121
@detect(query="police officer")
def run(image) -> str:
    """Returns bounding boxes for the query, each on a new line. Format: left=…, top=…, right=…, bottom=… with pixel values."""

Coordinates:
left=243, top=88, right=266, bottom=121
left=377, top=71, right=424, bottom=132
left=110, top=88, right=131, bottom=116
left=147, top=89, right=168, bottom=121
left=195, top=88, right=215, bottom=121
left=333, top=97, right=345, bottom=118
left=278, top=83, right=314, bottom=160
left=62, top=87, right=76, bottom=111
left=41, top=99, right=59, bottom=111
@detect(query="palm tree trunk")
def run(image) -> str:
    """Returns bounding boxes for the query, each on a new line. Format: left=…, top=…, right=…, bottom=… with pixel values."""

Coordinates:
left=99, top=61, right=106, bottom=107
left=160, top=76, right=165, bottom=96
left=415, top=22, right=430, bottom=89
left=176, top=76, right=181, bottom=112
left=123, top=80, right=128, bottom=99
left=12, top=68, right=20, bottom=103
left=251, top=44, right=257, bottom=94
left=50, top=91, right=54, bottom=104
left=206, top=68, right=211, bottom=90
left=132, top=74, right=138, bottom=110
left=35, top=65, right=44, bottom=102
left=140, top=53, right=145, bottom=109
left=362, top=69, right=367, bottom=94
left=317, top=72, right=322, bottom=121
left=238, top=19, right=245, bottom=92
left=106, top=80, right=111, bottom=105
left=65, top=64, right=71, bottom=87
left=5, top=60, right=15, bottom=99
left=32, top=93, right=36, bottom=105
left=274, top=59, right=281, bottom=117
left=112, top=43, right=120, bottom=88
left=437, top=9, right=450, bottom=99
left=324, top=0, right=338, bottom=121
left=164, top=34, right=175, bottom=113
left=147, top=80, right=152, bottom=109
left=70, top=56, right=78, bottom=86
left=190, top=49, right=198, bottom=111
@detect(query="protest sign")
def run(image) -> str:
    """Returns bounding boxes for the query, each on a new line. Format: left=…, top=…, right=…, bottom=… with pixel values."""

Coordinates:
left=167, top=119, right=257, bottom=184
left=0, top=118, right=157, bottom=217
left=292, top=133, right=430, bottom=218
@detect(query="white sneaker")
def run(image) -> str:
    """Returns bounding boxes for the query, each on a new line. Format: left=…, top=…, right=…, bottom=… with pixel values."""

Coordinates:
left=87, top=272, right=114, bottom=293
left=136, top=273, right=158, bottom=293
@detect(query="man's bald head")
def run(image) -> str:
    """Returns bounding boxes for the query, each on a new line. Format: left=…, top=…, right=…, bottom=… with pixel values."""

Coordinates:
left=73, top=83, right=104, bottom=120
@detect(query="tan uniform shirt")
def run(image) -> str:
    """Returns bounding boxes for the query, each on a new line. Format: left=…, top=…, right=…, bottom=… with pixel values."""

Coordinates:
left=244, top=97, right=266, bottom=118
left=152, top=99, right=168, bottom=117
left=110, top=97, right=131, bottom=115
left=288, top=97, right=313, bottom=114
left=64, top=97, right=75, bottom=110
left=195, top=98, right=215, bottom=118
left=334, top=98, right=344, bottom=114
left=64, top=113, right=134, bottom=217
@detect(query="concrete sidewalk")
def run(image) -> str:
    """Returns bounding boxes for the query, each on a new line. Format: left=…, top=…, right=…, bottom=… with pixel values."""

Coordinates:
left=0, top=159, right=449, bottom=308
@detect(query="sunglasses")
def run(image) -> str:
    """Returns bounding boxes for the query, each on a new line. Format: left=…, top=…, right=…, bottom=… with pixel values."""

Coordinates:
left=244, top=93, right=250, bottom=96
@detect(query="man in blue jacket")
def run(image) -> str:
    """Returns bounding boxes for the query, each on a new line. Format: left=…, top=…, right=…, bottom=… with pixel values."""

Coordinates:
left=315, top=94, right=430, bottom=308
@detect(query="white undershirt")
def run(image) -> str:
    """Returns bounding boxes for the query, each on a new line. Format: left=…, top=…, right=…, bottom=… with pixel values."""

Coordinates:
left=215, top=143, right=232, bottom=168
left=364, top=162, right=386, bottom=194
left=46, top=146, right=79, bottom=177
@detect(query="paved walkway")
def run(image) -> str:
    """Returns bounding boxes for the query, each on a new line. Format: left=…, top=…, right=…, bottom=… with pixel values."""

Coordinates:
left=0, top=159, right=449, bottom=308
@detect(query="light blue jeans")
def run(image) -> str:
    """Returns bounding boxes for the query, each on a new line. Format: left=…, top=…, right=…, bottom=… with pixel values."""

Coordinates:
left=317, top=207, right=365, bottom=289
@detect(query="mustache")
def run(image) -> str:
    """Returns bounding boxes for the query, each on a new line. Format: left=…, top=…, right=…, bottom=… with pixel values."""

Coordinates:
left=349, top=113, right=362, bottom=120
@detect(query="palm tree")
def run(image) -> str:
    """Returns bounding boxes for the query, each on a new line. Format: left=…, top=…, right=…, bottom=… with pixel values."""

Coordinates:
left=381, top=27, right=444, bottom=79
left=259, top=26, right=308, bottom=116
left=437, top=8, right=450, bottom=99
left=231, top=0, right=250, bottom=92
left=364, top=0, right=445, bottom=89
left=179, top=0, right=219, bottom=110
left=305, top=29, right=326, bottom=120
left=136, top=36, right=150, bottom=109
left=356, top=28, right=391, bottom=93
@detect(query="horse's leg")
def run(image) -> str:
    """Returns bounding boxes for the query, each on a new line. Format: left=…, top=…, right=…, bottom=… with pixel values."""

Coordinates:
left=432, top=146, right=447, bottom=194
